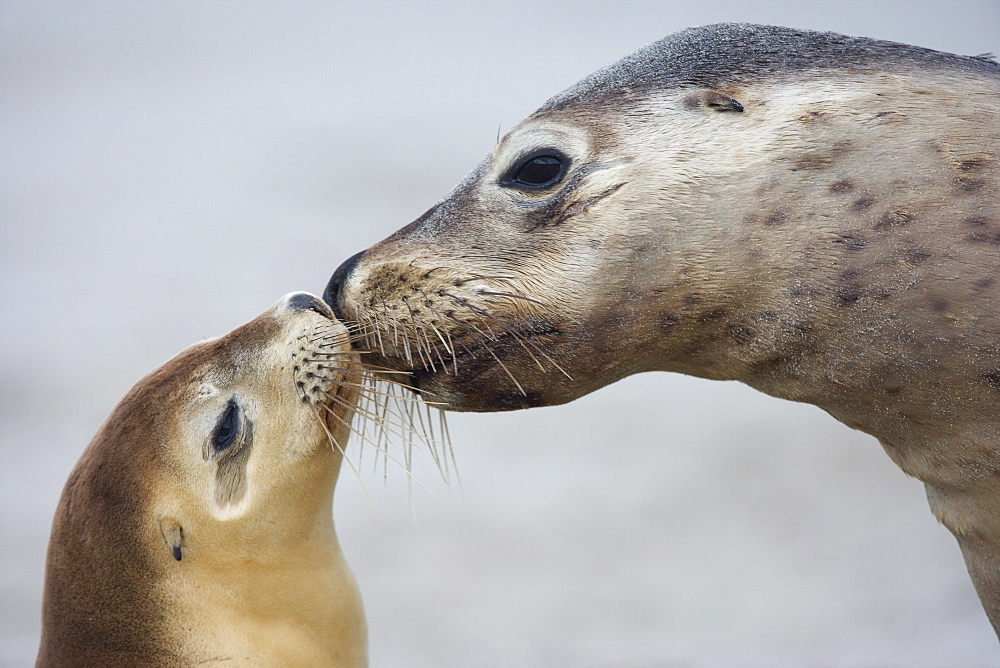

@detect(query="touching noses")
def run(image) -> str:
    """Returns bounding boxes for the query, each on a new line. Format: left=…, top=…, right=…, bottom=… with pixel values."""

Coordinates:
left=323, top=250, right=365, bottom=322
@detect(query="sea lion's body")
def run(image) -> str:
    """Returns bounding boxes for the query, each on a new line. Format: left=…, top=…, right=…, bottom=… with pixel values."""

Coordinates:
left=325, top=25, right=1000, bottom=631
left=38, top=293, right=367, bottom=665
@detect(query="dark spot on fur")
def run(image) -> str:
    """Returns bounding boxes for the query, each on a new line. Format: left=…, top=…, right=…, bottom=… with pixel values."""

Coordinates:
left=764, top=210, right=788, bottom=227
left=791, top=321, right=814, bottom=336
left=749, top=353, right=802, bottom=379
left=851, top=198, right=875, bottom=211
left=833, top=232, right=867, bottom=251
left=983, top=369, right=1000, bottom=391
left=789, top=285, right=820, bottom=299
left=830, top=180, right=854, bottom=193
left=698, top=307, right=728, bottom=322
left=931, top=299, right=950, bottom=312
left=794, top=152, right=833, bottom=170
left=958, top=178, right=987, bottom=192
left=682, top=292, right=702, bottom=306
left=759, top=311, right=778, bottom=322
left=798, top=110, right=828, bottom=122
left=959, top=156, right=992, bottom=172
left=793, top=140, right=854, bottom=170
left=836, top=269, right=862, bottom=306
left=975, top=277, right=995, bottom=289
left=606, top=311, right=628, bottom=329
left=903, top=246, right=932, bottom=265
left=658, top=311, right=680, bottom=333
left=727, top=324, right=757, bottom=345
left=965, top=217, right=1000, bottom=243
left=885, top=386, right=903, bottom=396
left=874, top=208, right=913, bottom=230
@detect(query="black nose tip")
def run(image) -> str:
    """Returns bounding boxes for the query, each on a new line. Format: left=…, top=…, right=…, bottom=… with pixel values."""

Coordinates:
left=286, top=292, right=334, bottom=318
left=323, top=250, right=365, bottom=321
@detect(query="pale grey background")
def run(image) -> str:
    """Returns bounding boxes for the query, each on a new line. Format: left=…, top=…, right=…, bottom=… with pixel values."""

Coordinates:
left=3, top=1, right=999, bottom=665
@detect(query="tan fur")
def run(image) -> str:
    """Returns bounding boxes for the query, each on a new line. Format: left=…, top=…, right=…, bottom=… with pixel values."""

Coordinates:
left=330, top=44, right=1000, bottom=633
left=38, top=294, right=367, bottom=666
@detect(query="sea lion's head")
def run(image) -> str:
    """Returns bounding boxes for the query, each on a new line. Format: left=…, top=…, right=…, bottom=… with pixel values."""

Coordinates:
left=324, top=24, right=1000, bottom=412
left=39, top=292, right=367, bottom=664
left=151, top=291, right=362, bottom=537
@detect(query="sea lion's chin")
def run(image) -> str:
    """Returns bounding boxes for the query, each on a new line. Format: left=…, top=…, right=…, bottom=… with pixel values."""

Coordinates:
left=411, top=367, right=556, bottom=412
left=364, top=344, right=596, bottom=412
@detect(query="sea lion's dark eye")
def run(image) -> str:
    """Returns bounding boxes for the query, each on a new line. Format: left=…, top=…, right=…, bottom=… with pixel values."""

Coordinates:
left=503, top=151, right=568, bottom=191
left=212, top=400, right=240, bottom=452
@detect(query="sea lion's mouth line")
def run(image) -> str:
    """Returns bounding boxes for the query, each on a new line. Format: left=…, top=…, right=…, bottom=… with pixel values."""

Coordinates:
left=358, top=322, right=564, bottom=383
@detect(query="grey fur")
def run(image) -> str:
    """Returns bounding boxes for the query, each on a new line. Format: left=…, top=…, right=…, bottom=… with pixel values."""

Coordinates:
left=541, top=23, right=1000, bottom=111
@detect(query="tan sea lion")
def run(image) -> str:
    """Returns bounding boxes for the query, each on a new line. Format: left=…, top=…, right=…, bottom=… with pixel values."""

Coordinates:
left=323, top=24, right=1000, bottom=633
left=37, top=292, right=368, bottom=666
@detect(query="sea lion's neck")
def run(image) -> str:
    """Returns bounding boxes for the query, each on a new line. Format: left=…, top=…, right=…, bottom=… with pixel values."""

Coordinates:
left=159, top=520, right=365, bottom=664
left=644, top=72, right=1000, bottom=487
left=152, top=447, right=366, bottom=664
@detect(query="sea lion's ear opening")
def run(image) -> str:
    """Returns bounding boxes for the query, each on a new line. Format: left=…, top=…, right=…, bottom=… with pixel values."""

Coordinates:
left=682, top=90, right=744, bottom=112
left=159, top=518, right=184, bottom=561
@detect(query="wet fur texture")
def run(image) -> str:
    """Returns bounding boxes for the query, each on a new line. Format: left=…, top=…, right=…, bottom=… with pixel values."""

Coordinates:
left=330, top=25, right=1000, bottom=633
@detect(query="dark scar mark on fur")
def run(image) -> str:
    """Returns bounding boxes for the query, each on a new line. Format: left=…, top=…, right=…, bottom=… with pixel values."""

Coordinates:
left=851, top=197, right=875, bottom=211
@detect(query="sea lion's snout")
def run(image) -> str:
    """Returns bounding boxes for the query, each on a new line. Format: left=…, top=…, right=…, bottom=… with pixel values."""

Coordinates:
left=324, top=250, right=365, bottom=322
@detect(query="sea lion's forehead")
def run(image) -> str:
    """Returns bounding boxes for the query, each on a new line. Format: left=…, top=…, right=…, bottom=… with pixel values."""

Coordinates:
left=540, top=23, right=999, bottom=112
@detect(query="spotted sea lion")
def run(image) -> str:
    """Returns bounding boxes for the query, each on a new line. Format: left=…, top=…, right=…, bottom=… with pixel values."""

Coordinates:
left=323, top=24, right=1000, bottom=633
left=37, top=293, right=368, bottom=666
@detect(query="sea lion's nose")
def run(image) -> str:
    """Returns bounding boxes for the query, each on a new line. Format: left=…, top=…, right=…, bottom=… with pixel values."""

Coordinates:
left=283, top=292, right=334, bottom=318
left=323, top=250, right=365, bottom=322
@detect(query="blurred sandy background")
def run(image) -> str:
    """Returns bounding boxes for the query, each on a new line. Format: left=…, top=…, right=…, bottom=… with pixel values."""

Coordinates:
left=3, top=1, right=999, bottom=665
